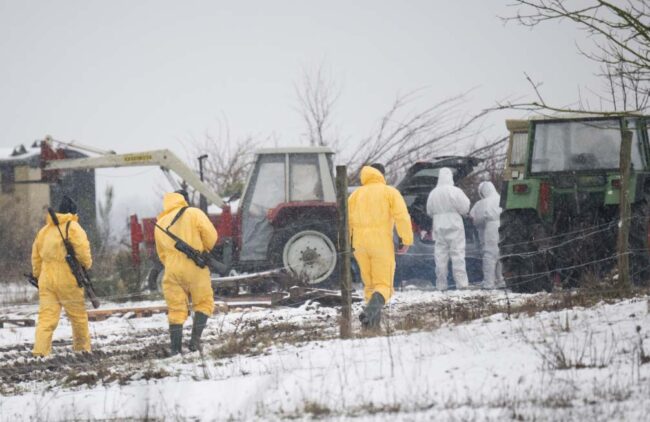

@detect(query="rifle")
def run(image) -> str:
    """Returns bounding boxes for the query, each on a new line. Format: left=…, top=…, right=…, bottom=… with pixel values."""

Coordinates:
left=24, top=273, right=39, bottom=289
left=154, top=223, right=230, bottom=275
left=47, top=208, right=100, bottom=309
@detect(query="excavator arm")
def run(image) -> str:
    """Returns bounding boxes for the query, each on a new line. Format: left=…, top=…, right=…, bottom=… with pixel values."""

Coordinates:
left=44, top=149, right=225, bottom=208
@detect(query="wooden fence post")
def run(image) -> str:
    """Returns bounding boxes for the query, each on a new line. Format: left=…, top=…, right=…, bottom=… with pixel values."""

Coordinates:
left=617, top=130, right=633, bottom=290
left=336, top=165, right=353, bottom=338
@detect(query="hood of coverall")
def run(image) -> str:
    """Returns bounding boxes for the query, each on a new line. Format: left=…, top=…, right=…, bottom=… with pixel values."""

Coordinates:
left=360, top=166, right=386, bottom=186
left=45, top=212, right=78, bottom=227
left=57, top=195, right=78, bottom=214
left=478, top=181, right=498, bottom=199
left=158, top=192, right=190, bottom=219
left=436, top=167, right=454, bottom=187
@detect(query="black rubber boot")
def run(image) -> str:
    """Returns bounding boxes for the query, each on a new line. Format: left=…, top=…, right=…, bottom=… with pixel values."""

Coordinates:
left=188, top=312, right=209, bottom=352
left=361, top=292, right=385, bottom=331
left=359, top=310, right=369, bottom=329
left=169, top=324, right=183, bottom=356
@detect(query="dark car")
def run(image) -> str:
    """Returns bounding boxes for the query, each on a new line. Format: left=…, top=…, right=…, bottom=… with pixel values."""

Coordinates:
left=394, top=156, right=484, bottom=287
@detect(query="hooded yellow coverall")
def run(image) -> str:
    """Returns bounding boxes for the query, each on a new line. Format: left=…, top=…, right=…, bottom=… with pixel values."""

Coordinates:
left=32, top=213, right=92, bottom=356
left=155, top=192, right=218, bottom=325
left=348, top=166, right=414, bottom=302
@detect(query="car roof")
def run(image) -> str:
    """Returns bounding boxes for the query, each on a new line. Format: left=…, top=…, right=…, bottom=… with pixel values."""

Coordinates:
left=409, top=156, right=482, bottom=169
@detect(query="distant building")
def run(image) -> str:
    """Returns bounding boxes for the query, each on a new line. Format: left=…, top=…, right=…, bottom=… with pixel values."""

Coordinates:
left=0, top=141, right=96, bottom=237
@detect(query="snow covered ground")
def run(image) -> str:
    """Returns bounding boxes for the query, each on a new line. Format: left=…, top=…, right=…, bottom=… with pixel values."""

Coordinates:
left=0, top=288, right=648, bottom=421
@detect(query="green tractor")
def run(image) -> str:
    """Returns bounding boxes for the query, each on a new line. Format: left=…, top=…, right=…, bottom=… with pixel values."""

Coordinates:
left=499, top=115, right=650, bottom=292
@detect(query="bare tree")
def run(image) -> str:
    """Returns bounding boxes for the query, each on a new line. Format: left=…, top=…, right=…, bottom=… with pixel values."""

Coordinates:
left=344, top=90, right=492, bottom=183
left=463, top=135, right=509, bottom=198
left=598, top=63, right=650, bottom=111
left=96, top=185, right=114, bottom=257
left=191, top=124, right=258, bottom=199
left=502, top=0, right=650, bottom=113
left=495, top=71, right=648, bottom=116
left=295, top=65, right=340, bottom=148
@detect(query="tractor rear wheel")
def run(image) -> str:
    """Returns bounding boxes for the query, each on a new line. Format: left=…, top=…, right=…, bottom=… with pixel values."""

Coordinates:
left=630, top=198, right=650, bottom=286
left=268, top=222, right=339, bottom=288
left=499, top=210, right=552, bottom=293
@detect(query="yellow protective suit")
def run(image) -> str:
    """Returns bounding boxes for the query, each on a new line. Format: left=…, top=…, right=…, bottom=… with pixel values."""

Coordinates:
left=348, top=166, right=413, bottom=302
left=32, top=213, right=92, bottom=356
left=155, top=193, right=218, bottom=325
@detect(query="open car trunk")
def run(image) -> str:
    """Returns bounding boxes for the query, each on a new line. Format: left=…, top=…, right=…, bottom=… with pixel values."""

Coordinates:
left=395, top=156, right=484, bottom=284
left=397, top=157, right=481, bottom=236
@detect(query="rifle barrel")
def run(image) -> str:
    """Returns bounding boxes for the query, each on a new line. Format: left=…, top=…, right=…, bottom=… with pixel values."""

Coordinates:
left=155, top=223, right=229, bottom=274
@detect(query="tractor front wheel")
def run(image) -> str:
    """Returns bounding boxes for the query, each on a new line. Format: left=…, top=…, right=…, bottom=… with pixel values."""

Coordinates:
left=630, top=198, right=650, bottom=286
left=499, top=210, right=552, bottom=293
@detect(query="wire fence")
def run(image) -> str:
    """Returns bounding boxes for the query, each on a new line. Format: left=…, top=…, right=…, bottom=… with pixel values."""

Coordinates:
left=2, top=243, right=648, bottom=311
left=3, top=211, right=649, bottom=312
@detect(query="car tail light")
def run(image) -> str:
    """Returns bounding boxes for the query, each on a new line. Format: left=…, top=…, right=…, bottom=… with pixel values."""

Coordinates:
left=513, top=183, right=529, bottom=194
left=611, top=179, right=621, bottom=189
left=411, top=218, right=420, bottom=233
left=539, top=182, right=551, bottom=215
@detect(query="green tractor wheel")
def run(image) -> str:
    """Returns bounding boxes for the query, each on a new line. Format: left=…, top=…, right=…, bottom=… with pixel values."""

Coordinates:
left=630, top=197, right=650, bottom=286
left=499, top=210, right=552, bottom=293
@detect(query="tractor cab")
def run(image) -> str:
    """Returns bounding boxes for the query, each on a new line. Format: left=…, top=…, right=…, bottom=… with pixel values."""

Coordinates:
left=503, top=119, right=530, bottom=182
left=236, top=147, right=339, bottom=285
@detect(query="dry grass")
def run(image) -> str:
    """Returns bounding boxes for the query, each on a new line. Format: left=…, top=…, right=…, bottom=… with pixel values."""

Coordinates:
left=354, top=402, right=402, bottom=415
left=536, top=332, right=617, bottom=370
left=64, top=368, right=133, bottom=387
left=210, top=321, right=334, bottom=360
left=275, top=400, right=402, bottom=419
left=64, top=364, right=170, bottom=387
left=636, top=325, right=650, bottom=365
left=303, top=401, right=332, bottom=417
left=389, top=287, right=650, bottom=336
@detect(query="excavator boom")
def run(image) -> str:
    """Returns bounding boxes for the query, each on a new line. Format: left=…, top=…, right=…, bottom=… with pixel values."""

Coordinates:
left=44, top=149, right=225, bottom=207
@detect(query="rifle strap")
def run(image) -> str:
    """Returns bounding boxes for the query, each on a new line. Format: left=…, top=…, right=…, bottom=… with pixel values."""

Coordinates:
left=167, top=207, right=189, bottom=230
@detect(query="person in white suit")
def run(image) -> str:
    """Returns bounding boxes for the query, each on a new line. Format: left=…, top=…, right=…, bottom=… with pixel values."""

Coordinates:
left=469, top=181, right=505, bottom=289
left=426, top=168, right=470, bottom=291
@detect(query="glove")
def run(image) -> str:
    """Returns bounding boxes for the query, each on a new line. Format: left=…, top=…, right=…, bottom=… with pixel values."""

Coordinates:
left=396, top=239, right=409, bottom=255
left=24, top=273, right=39, bottom=289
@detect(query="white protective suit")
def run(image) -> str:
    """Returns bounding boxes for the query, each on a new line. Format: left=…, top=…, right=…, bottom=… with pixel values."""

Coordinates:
left=426, top=167, right=471, bottom=290
left=469, top=181, right=505, bottom=288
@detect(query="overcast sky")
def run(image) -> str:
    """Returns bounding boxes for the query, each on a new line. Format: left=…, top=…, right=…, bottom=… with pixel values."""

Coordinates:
left=0, top=1, right=603, bottom=228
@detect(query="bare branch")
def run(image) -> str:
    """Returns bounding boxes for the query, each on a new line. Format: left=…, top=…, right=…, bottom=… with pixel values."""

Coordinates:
left=503, top=0, right=650, bottom=113
left=189, top=119, right=259, bottom=199
left=344, top=91, right=492, bottom=183
left=494, top=70, right=649, bottom=116
left=294, top=64, right=341, bottom=148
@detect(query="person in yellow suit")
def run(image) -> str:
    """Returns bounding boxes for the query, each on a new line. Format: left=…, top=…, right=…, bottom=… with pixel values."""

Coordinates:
left=348, top=164, right=413, bottom=330
left=155, top=190, right=218, bottom=355
left=32, top=196, right=92, bottom=357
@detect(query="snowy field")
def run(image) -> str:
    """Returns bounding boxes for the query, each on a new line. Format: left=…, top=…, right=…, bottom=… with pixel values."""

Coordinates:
left=0, top=287, right=649, bottom=421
